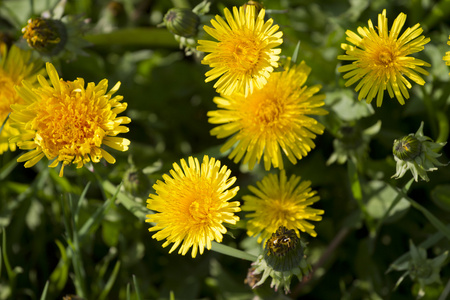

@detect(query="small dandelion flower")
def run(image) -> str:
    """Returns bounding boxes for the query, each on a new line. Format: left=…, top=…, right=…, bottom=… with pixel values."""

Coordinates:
left=443, top=35, right=450, bottom=74
left=0, top=43, right=44, bottom=154
left=146, top=155, right=241, bottom=258
left=392, top=122, right=447, bottom=182
left=338, top=9, right=430, bottom=107
left=197, top=5, right=283, bottom=96
left=208, top=59, right=327, bottom=170
left=242, top=171, right=324, bottom=244
left=10, top=62, right=131, bottom=177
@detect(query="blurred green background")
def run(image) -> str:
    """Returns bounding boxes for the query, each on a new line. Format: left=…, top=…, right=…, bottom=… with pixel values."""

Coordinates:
left=1, top=0, right=450, bottom=299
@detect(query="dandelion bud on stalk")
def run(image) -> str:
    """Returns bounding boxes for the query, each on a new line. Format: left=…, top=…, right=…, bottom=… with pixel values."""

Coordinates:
left=22, top=17, right=67, bottom=55
left=163, top=8, right=200, bottom=38
left=392, top=122, right=448, bottom=182
left=250, top=226, right=312, bottom=294
left=393, top=135, right=421, bottom=161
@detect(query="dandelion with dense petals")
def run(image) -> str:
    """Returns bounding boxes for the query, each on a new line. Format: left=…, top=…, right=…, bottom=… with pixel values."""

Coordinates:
left=242, top=171, right=324, bottom=244
left=10, top=62, right=131, bottom=177
left=197, top=6, right=283, bottom=96
left=0, top=43, right=44, bottom=154
left=208, top=59, right=327, bottom=171
left=146, top=156, right=241, bottom=258
left=338, top=9, right=430, bottom=107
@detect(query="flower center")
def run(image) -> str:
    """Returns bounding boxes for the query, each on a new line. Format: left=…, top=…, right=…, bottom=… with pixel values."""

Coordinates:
left=189, top=199, right=214, bottom=224
left=255, top=97, right=283, bottom=125
left=376, top=47, right=396, bottom=67
left=34, top=90, right=104, bottom=158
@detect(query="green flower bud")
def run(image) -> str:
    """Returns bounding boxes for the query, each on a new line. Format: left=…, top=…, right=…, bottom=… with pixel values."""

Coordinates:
left=243, top=1, right=265, bottom=13
left=392, top=122, right=448, bottom=182
left=22, top=17, right=67, bottom=55
left=393, top=135, right=421, bottom=161
left=122, top=166, right=150, bottom=197
left=250, top=226, right=312, bottom=294
left=164, top=8, right=200, bottom=38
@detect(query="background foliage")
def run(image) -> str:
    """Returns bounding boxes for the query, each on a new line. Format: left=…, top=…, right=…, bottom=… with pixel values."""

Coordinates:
left=0, top=0, right=450, bottom=299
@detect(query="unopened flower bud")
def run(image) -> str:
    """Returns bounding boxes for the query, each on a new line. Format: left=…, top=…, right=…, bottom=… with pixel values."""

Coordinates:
left=164, top=8, right=200, bottom=38
left=393, top=135, right=421, bottom=161
left=251, top=226, right=312, bottom=294
left=22, top=17, right=67, bottom=55
left=392, top=122, right=447, bottom=182
left=123, top=166, right=150, bottom=197
left=243, top=1, right=265, bottom=13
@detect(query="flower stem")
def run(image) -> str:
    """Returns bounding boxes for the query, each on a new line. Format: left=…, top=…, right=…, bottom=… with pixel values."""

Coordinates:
left=211, top=242, right=257, bottom=262
left=347, top=159, right=375, bottom=235
left=369, top=178, right=414, bottom=254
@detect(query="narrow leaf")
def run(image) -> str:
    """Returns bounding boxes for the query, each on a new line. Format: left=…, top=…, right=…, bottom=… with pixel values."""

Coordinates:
left=291, top=41, right=301, bottom=64
left=39, top=281, right=49, bottom=300
left=211, top=242, right=257, bottom=261
left=99, top=261, right=121, bottom=300
left=133, top=275, right=142, bottom=300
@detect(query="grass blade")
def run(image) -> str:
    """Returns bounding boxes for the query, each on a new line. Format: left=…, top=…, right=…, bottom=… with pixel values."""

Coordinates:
left=77, top=182, right=118, bottom=243
left=102, top=181, right=147, bottom=221
left=39, top=281, right=49, bottom=300
left=98, top=260, right=121, bottom=300
left=133, top=274, right=142, bottom=300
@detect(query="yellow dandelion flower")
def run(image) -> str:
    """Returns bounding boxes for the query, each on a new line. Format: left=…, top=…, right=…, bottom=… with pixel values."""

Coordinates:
left=208, top=59, right=327, bottom=171
left=197, top=6, right=283, bottom=96
left=242, top=171, right=324, bottom=244
left=10, top=62, right=131, bottom=177
left=338, top=9, right=430, bottom=107
left=443, top=35, right=450, bottom=74
left=0, top=43, right=44, bottom=154
left=146, top=155, right=241, bottom=258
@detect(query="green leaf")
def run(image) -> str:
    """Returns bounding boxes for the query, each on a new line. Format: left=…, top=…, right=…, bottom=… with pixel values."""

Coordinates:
left=1, top=229, right=15, bottom=283
left=211, top=242, right=257, bottom=262
left=431, top=184, right=450, bottom=212
left=0, top=154, right=19, bottom=180
left=326, top=89, right=374, bottom=121
left=84, top=28, right=179, bottom=47
left=49, top=240, right=69, bottom=295
left=39, top=281, right=49, bottom=300
left=101, top=220, right=121, bottom=247
left=408, top=198, right=450, bottom=241
left=133, top=275, right=142, bottom=300
left=365, top=180, right=410, bottom=221
left=98, top=261, right=121, bottom=300
left=78, top=183, right=118, bottom=243
left=291, top=41, right=301, bottom=64
left=102, top=181, right=147, bottom=221
left=388, top=223, right=450, bottom=273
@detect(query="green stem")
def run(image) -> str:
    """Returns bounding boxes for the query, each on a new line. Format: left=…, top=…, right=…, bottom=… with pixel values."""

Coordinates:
left=84, top=28, right=179, bottom=47
left=369, top=178, right=415, bottom=254
left=211, top=242, right=257, bottom=262
left=436, top=110, right=449, bottom=145
left=347, top=159, right=375, bottom=235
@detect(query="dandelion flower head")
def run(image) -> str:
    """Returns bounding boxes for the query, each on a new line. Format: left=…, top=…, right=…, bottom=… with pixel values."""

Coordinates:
left=242, top=171, right=324, bottom=244
left=197, top=5, right=283, bottom=96
left=338, top=9, right=430, bottom=107
left=0, top=43, right=44, bottom=154
left=208, top=59, right=327, bottom=171
left=10, top=62, right=131, bottom=176
left=146, top=155, right=241, bottom=258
